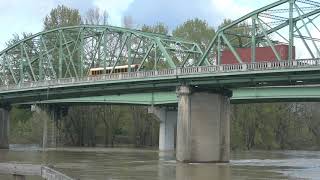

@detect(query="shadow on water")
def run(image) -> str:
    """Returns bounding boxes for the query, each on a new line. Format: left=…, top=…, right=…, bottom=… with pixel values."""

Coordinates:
left=176, top=163, right=231, bottom=180
left=158, top=151, right=231, bottom=180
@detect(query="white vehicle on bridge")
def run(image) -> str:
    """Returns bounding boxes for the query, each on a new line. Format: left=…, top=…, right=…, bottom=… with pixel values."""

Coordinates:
left=89, top=64, right=140, bottom=76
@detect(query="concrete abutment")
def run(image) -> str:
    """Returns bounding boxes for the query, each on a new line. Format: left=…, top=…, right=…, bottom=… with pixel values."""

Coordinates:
left=176, top=86, right=230, bottom=163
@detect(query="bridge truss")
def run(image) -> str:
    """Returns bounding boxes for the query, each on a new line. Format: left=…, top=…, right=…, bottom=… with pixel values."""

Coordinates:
left=1, top=0, right=320, bottom=87
left=199, top=0, right=320, bottom=65
left=0, top=25, right=202, bottom=85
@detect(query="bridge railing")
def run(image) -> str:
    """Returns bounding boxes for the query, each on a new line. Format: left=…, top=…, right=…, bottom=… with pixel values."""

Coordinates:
left=0, top=163, right=74, bottom=180
left=41, top=166, right=74, bottom=180
left=1, top=58, right=320, bottom=92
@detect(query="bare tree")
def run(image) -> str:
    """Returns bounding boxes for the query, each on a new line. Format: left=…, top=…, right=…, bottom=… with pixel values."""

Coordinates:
left=101, top=105, right=122, bottom=147
left=83, top=7, right=108, bottom=25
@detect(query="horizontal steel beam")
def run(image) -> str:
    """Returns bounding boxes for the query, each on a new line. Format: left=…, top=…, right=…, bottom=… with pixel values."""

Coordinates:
left=232, top=85, right=320, bottom=103
left=2, top=59, right=320, bottom=104
left=20, top=84, right=320, bottom=105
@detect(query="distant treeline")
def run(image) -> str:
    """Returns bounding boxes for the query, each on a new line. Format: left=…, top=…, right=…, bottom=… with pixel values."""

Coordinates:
left=11, top=102, right=320, bottom=150
left=231, top=103, right=320, bottom=150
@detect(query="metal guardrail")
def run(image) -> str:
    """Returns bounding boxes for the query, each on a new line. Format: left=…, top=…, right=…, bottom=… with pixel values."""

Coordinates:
left=0, top=163, right=74, bottom=180
left=1, top=59, right=320, bottom=92
left=41, top=166, right=74, bottom=180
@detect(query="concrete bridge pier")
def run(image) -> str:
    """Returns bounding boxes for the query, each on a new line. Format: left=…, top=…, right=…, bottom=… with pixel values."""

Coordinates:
left=150, top=107, right=177, bottom=151
left=0, top=105, right=10, bottom=149
left=176, top=86, right=230, bottom=163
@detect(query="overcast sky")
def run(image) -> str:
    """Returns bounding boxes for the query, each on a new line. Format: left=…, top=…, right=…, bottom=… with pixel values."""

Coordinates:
left=0, top=0, right=276, bottom=50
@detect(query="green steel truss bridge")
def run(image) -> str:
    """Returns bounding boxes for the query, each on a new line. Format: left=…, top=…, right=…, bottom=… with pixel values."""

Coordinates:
left=2, top=0, right=320, bottom=164
left=0, top=0, right=320, bottom=104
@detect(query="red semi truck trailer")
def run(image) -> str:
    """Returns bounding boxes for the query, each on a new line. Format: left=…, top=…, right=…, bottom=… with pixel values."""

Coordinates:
left=220, top=44, right=295, bottom=64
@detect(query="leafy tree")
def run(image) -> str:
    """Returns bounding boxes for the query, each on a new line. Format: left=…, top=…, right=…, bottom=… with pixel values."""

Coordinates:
left=5, top=33, right=32, bottom=47
left=44, top=5, right=81, bottom=30
left=173, top=18, right=215, bottom=51
left=5, top=33, right=34, bottom=83
left=140, top=23, right=169, bottom=70
left=10, top=106, right=42, bottom=144
left=219, top=18, right=251, bottom=48
left=231, top=102, right=320, bottom=150
left=141, top=23, right=169, bottom=35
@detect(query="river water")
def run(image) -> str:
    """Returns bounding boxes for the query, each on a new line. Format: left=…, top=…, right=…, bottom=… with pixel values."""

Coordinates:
left=0, top=145, right=319, bottom=180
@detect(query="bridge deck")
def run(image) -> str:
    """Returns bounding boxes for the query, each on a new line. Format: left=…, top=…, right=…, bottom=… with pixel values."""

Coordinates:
left=1, top=59, right=319, bottom=92
left=1, top=59, right=320, bottom=104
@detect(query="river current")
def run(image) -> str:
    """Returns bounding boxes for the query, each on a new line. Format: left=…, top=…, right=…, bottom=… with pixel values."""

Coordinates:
left=0, top=145, right=319, bottom=179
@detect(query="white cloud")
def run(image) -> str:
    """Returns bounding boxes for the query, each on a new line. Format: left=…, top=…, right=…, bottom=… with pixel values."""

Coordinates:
left=210, top=0, right=278, bottom=23
left=0, top=0, right=135, bottom=51
left=93, top=0, right=135, bottom=26
left=211, top=0, right=253, bottom=22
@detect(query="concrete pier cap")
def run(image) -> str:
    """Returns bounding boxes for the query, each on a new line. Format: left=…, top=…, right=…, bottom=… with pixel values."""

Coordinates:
left=176, top=85, right=231, bottom=163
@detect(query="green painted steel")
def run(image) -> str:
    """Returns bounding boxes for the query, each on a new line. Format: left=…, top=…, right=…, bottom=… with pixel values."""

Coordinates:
left=1, top=0, right=319, bottom=88
left=199, top=0, right=320, bottom=65
left=2, top=59, right=320, bottom=104
left=232, top=85, right=320, bottom=103
left=28, top=92, right=178, bottom=105
left=21, top=85, right=320, bottom=106
left=0, top=25, right=202, bottom=86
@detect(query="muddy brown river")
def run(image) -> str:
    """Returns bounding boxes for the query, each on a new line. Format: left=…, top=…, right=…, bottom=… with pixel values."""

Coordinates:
left=0, top=145, right=319, bottom=179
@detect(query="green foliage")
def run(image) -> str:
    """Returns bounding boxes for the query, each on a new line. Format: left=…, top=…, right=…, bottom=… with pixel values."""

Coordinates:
left=141, top=23, right=169, bottom=35
left=44, top=5, right=81, bottom=30
left=173, top=18, right=215, bottom=51
left=42, top=5, right=82, bottom=79
left=5, top=33, right=34, bottom=82
left=140, top=23, right=170, bottom=70
left=10, top=106, right=42, bottom=144
left=219, top=18, right=251, bottom=48
left=5, top=33, right=32, bottom=47
left=231, top=103, right=320, bottom=150
left=54, top=105, right=159, bottom=147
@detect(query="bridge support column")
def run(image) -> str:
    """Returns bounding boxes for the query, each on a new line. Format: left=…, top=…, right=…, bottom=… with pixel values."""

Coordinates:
left=176, top=86, right=230, bottom=163
left=0, top=106, right=10, bottom=149
left=151, top=107, right=177, bottom=151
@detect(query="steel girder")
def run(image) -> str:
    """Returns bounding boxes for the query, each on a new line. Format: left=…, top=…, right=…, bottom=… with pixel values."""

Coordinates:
left=19, top=85, right=320, bottom=105
left=0, top=25, right=202, bottom=86
left=199, top=0, right=320, bottom=65
left=3, top=61, right=320, bottom=104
